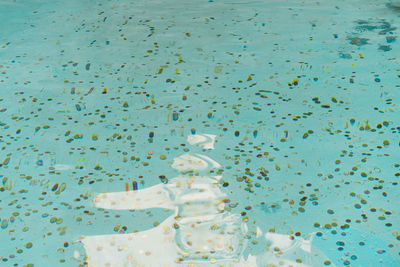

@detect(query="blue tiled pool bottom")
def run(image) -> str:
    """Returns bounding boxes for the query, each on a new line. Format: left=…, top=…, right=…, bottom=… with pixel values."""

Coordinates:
left=0, top=0, right=399, bottom=266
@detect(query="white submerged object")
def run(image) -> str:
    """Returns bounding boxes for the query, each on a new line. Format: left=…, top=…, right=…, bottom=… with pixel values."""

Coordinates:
left=81, top=174, right=249, bottom=266
left=80, top=137, right=250, bottom=266
left=79, top=134, right=334, bottom=266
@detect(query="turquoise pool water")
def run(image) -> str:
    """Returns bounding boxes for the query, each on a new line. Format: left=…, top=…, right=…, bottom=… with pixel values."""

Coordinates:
left=0, top=0, right=399, bottom=266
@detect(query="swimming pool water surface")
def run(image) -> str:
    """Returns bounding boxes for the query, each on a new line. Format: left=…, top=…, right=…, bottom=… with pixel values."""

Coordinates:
left=0, top=0, right=399, bottom=266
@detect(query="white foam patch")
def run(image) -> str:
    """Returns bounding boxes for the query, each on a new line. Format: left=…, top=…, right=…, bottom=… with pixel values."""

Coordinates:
left=187, top=134, right=207, bottom=145
left=196, top=154, right=222, bottom=168
left=94, top=184, right=174, bottom=210
left=171, top=153, right=222, bottom=171
left=171, top=153, right=209, bottom=171
left=79, top=216, right=178, bottom=267
left=178, top=182, right=221, bottom=202
left=187, top=134, right=216, bottom=149
left=265, top=232, right=295, bottom=250
left=79, top=215, right=255, bottom=266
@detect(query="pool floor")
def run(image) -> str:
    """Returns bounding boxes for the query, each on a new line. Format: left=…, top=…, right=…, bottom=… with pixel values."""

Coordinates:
left=0, top=0, right=399, bottom=266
